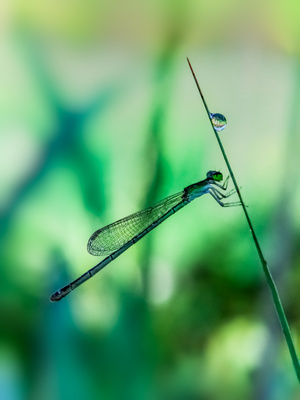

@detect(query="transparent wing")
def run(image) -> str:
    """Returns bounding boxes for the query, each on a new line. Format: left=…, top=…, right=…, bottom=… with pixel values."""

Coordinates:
left=88, top=191, right=184, bottom=256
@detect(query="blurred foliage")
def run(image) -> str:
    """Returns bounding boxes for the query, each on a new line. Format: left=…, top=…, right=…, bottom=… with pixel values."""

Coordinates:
left=1, top=1, right=300, bottom=399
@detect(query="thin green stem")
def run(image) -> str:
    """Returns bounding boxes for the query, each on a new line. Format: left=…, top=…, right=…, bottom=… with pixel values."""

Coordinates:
left=187, top=57, right=300, bottom=381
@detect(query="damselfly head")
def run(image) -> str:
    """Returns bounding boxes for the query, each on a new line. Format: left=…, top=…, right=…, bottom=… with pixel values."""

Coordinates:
left=206, top=170, right=223, bottom=182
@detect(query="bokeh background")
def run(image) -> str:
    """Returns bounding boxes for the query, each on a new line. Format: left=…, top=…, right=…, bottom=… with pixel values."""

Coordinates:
left=1, top=1, right=300, bottom=399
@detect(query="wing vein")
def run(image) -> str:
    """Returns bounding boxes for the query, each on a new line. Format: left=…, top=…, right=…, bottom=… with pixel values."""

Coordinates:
left=87, top=191, right=184, bottom=256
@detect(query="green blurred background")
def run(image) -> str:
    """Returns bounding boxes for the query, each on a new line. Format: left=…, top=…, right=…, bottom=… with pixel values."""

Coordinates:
left=1, top=1, right=300, bottom=399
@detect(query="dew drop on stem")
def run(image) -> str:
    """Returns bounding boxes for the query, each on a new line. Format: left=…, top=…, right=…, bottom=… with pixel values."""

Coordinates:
left=210, top=113, right=227, bottom=131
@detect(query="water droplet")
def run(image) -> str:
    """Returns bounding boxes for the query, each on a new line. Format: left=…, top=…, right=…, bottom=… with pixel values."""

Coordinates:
left=210, top=113, right=227, bottom=131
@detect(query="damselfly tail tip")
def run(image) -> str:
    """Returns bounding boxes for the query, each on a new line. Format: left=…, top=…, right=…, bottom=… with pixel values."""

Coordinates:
left=49, top=290, right=61, bottom=302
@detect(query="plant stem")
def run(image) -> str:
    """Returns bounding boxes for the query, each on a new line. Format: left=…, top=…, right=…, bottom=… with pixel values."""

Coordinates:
left=187, top=57, right=300, bottom=381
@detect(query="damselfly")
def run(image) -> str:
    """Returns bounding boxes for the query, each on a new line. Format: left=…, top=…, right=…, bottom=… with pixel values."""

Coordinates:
left=50, top=170, right=240, bottom=301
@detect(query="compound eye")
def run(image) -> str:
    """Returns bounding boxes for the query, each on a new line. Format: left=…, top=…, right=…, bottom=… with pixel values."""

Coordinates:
left=213, top=172, right=223, bottom=182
